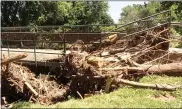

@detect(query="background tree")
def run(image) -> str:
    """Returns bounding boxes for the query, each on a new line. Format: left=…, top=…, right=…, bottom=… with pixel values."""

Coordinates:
left=160, top=1, right=182, bottom=34
left=119, top=2, right=161, bottom=30
left=119, top=1, right=181, bottom=34
left=1, top=1, right=113, bottom=27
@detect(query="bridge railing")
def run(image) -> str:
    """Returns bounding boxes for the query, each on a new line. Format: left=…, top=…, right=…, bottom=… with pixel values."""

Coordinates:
left=102, top=10, right=171, bottom=38
left=1, top=10, right=171, bottom=67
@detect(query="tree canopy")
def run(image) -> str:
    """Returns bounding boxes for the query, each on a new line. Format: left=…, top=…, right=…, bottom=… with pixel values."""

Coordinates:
left=119, top=1, right=182, bottom=34
left=119, top=2, right=162, bottom=24
left=1, top=1, right=114, bottom=27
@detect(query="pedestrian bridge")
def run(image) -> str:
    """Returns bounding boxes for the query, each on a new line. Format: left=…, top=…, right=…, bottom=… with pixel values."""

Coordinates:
left=1, top=10, right=171, bottom=67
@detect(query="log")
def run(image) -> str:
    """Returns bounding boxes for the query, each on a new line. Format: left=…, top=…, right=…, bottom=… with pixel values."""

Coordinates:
left=142, top=62, right=182, bottom=74
left=108, top=34, right=117, bottom=40
left=107, top=34, right=119, bottom=44
left=102, top=34, right=119, bottom=46
left=1, top=53, right=28, bottom=65
left=100, top=62, right=182, bottom=74
left=87, top=56, right=104, bottom=68
left=99, top=67, right=143, bottom=71
left=87, top=34, right=119, bottom=52
left=115, top=78, right=181, bottom=91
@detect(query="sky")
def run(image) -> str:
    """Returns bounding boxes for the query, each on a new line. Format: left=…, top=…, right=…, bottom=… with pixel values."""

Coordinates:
left=108, top=1, right=145, bottom=23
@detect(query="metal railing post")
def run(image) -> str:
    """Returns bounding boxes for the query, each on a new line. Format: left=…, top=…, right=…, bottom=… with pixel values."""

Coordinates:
left=63, top=28, right=66, bottom=55
left=168, top=10, right=172, bottom=49
left=169, top=10, right=172, bottom=27
left=98, top=32, right=104, bottom=57
left=100, top=32, right=103, bottom=45
left=7, top=40, right=10, bottom=57
left=34, top=35, right=37, bottom=67
left=21, top=39, right=24, bottom=48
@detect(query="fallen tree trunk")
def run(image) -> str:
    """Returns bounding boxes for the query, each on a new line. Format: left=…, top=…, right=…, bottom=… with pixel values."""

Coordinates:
left=115, top=78, right=181, bottom=91
left=100, top=62, right=182, bottom=74
left=142, top=62, right=182, bottom=74
left=1, top=53, right=28, bottom=65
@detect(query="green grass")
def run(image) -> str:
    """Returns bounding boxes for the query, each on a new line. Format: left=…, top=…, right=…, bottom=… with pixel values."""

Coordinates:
left=170, top=40, right=182, bottom=48
left=13, top=75, right=182, bottom=108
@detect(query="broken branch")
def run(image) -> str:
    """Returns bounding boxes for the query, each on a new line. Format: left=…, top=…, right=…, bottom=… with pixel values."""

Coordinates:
left=24, top=81, right=39, bottom=96
left=115, top=78, right=181, bottom=91
left=1, top=53, right=28, bottom=65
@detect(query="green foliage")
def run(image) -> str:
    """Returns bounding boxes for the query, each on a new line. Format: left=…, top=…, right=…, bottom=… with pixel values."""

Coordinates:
left=118, top=2, right=163, bottom=33
left=119, top=1, right=182, bottom=35
left=2, top=1, right=48, bottom=26
left=1, top=1, right=114, bottom=29
left=119, top=2, right=160, bottom=23
left=160, top=1, right=182, bottom=22
left=119, top=2, right=162, bottom=29
left=68, top=1, right=113, bottom=25
left=99, top=26, right=116, bottom=32
left=160, top=1, right=182, bottom=34
left=119, top=4, right=146, bottom=24
left=170, top=28, right=182, bottom=48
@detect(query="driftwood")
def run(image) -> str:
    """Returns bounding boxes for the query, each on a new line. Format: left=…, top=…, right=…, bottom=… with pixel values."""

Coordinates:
left=115, top=78, right=181, bottom=91
left=1, top=53, right=28, bottom=65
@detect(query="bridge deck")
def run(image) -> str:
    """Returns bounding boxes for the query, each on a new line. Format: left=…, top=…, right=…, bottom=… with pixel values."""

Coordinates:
left=1, top=48, right=64, bottom=66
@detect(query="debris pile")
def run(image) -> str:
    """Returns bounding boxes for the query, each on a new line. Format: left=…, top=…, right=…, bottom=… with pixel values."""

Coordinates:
left=64, top=24, right=182, bottom=96
left=1, top=24, right=182, bottom=106
left=1, top=54, right=69, bottom=105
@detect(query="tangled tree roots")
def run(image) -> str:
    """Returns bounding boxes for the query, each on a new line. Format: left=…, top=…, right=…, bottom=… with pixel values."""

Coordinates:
left=1, top=62, right=69, bottom=105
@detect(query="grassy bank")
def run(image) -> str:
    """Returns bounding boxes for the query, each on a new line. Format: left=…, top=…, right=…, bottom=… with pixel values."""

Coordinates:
left=13, top=75, right=182, bottom=108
